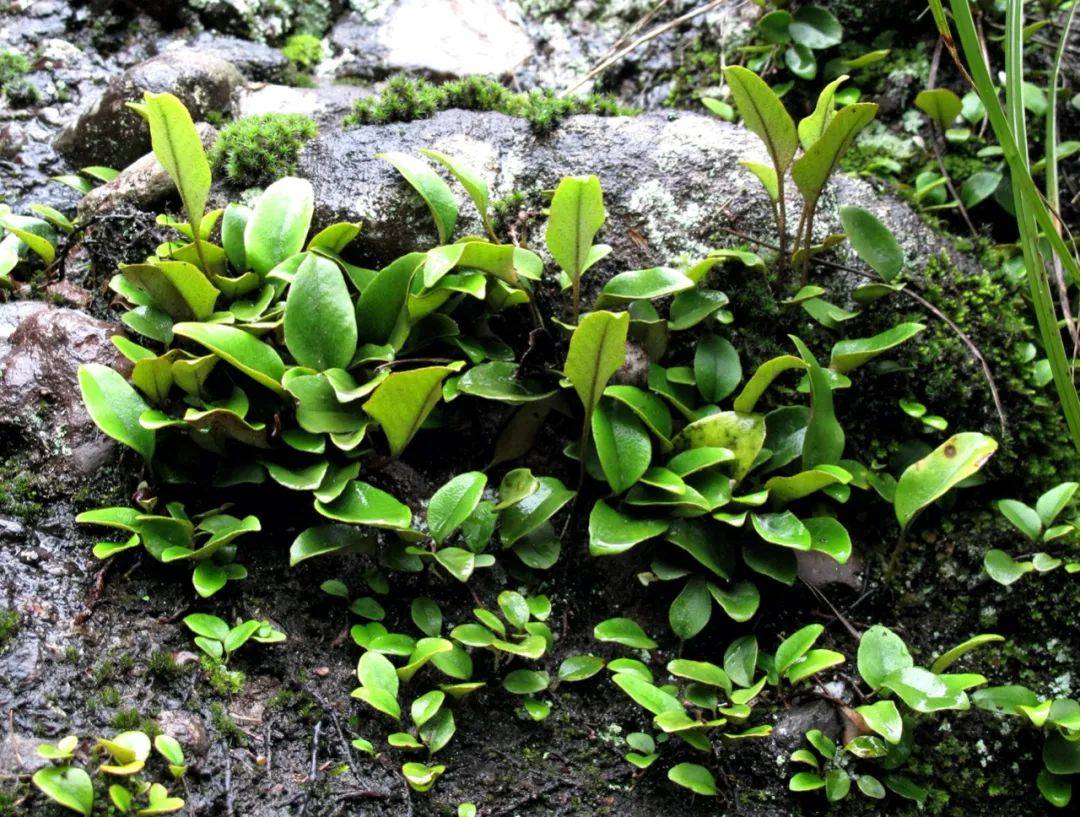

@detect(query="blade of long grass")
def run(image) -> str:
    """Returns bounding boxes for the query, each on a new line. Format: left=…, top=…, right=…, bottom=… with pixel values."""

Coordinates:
left=1046, top=2, right=1077, bottom=214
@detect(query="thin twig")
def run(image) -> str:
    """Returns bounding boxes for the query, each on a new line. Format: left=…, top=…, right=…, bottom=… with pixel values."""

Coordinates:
left=298, top=721, right=322, bottom=817
left=718, top=225, right=1008, bottom=436
left=563, top=0, right=730, bottom=96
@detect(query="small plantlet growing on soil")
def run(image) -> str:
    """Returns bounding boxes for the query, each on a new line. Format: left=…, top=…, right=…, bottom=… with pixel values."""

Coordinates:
left=183, top=613, right=285, bottom=662
left=985, top=481, right=1080, bottom=585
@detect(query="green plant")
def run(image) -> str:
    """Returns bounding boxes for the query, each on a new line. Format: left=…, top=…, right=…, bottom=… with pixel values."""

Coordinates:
left=0, top=48, right=37, bottom=106
left=985, top=481, right=1080, bottom=584
left=183, top=613, right=285, bottom=661
left=344, top=75, right=636, bottom=134
left=32, top=731, right=186, bottom=816
left=210, top=113, right=318, bottom=188
left=722, top=66, right=877, bottom=276
left=280, top=33, right=323, bottom=71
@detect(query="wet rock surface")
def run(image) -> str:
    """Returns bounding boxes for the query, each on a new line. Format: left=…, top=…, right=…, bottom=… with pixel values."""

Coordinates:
left=53, top=49, right=242, bottom=169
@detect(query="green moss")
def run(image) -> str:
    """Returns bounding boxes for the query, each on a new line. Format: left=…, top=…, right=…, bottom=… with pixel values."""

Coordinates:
left=210, top=702, right=248, bottom=746
left=0, top=609, right=20, bottom=652
left=148, top=650, right=185, bottom=684
left=110, top=707, right=144, bottom=731
left=201, top=655, right=245, bottom=696
left=344, top=75, right=637, bottom=134
left=210, top=113, right=318, bottom=188
left=0, top=466, right=45, bottom=522
left=0, top=49, right=37, bottom=107
left=281, top=34, right=323, bottom=71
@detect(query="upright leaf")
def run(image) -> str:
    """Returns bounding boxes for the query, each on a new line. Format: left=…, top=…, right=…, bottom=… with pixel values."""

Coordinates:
left=564, top=310, right=629, bottom=419
left=428, top=472, right=487, bottom=545
left=791, top=336, right=844, bottom=468
left=244, top=177, right=314, bottom=276
left=419, top=149, right=494, bottom=239
left=791, top=103, right=878, bottom=204
left=284, top=253, right=357, bottom=371
left=140, top=92, right=210, bottom=242
left=546, top=175, right=610, bottom=313
left=798, top=75, right=848, bottom=149
left=379, top=151, right=458, bottom=244
left=724, top=66, right=798, bottom=172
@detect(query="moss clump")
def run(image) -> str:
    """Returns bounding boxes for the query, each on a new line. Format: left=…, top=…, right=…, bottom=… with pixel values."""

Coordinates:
left=209, top=702, right=248, bottom=746
left=200, top=655, right=245, bottom=696
left=148, top=650, right=186, bottom=684
left=344, top=75, right=637, bottom=134
left=210, top=113, right=318, bottom=188
left=0, top=49, right=38, bottom=107
left=281, top=33, right=323, bottom=71
left=0, top=465, right=45, bottom=522
left=0, top=609, right=20, bottom=652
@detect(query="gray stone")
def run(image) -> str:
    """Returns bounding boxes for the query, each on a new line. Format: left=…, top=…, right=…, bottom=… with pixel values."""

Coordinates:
left=237, top=81, right=370, bottom=125
left=54, top=49, right=242, bottom=170
left=297, top=109, right=958, bottom=290
left=0, top=733, right=50, bottom=775
left=176, top=32, right=292, bottom=83
left=332, top=0, right=535, bottom=80
left=157, top=710, right=210, bottom=757
left=771, top=699, right=842, bottom=750
left=78, top=122, right=218, bottom=219
left=796, top=550, right=864, bottom=591
left=0, top=303, right=126, bottom=476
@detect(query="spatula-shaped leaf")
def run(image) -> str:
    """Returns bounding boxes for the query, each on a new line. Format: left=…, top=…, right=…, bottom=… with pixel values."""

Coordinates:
left=121, top=261, right=219, bottom=321
left=914, top=88, right=963, bottom=127
left=244, top=177, right=314, bottom=276
left=546, top=175, right=609, bottom=294
left=791, top=103, right=878, bottom=204
left=428, top=472, right=487, bottom=545
left=379, top=151, right=458, bottom=244
left=798, top=75, right=848, bottom=149
left=723, top=65, right=798, bottom=172
left=419, top=148, right=493, bottom=239
left=829, top=323, right=924, bottom=373
left=32, top=766, right=94, bottom=816
left=284, top=253, right=357, bottom=370
left=588, top=500, right=668, bottom=556
left=894, top=432, right=998, bottom=529
left=364, top=363, right=463, bottom=457
left=791, top=336, right=843, bottom=468
left=139, top=92, right=210, bottom=242
left=79, top=364, right=155, bottom=460
left=221, top=203, right=249, bottom=272
left=316, top=479, right=412, bottom=530
left=592, top=399, right=652, bottom=493
left=355, top=252, right=424, bottom=345
left=174, top=322, right=286, bottom=395
left=839, top=206, right=904, bottom=281
left=564, top=310, right=629, bottom=419
left=673, top=411, right=765, bottom=482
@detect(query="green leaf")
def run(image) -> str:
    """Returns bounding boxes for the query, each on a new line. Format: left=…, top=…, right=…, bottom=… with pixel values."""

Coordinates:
left=503, top=669, right=549, bottom=695
left=455, top=361, right=557, bottom=404
left=825, top=768, right=851, bottom=802
left=669, top=577, right=712, bottom=640
left=737, top=161, right=780, bottom=201
left=857, top=625, right=913, bottom=690
left=785, top=649, right=845, bottom=684
left=287, top=527, right=375, bottom=566
left=183, top=613, right=229, bottom=641
left=752, top=511, right=811, bottom=550
left=1036, top=482, right=1078, bottom=526
left=668, top=763, right=718, bottom=796
left=997, top=499, right=1042, bottom=541
left=588, top=500, right=668, bottom=556
left=612, top=674, right=682, bottom=715
left=594, top=617, right=657, bottom=650
left=983, top=549, right=1034, bottom=585
left=791, top=103, right=878, bottom=205
left=915, top=87, right=963, bottom=127
left=880, top=667, right=968, bottom=712
left=694, top=336, right=742, bottom=403
left=960, top=170, right=1002, bottom=209
left=546, top=175, right=608, bottom=295
left=673, top=411, right=765, bottom=482
left=379, top=151, right=458, bottom=244
left=894, top=433, right=998, bottom=529
left=804, top=516, right=852, bottom=563
left=708, top=580, right=759, bottom=622
left=410, top=690, right=445, bottom=728
left=284, top=253, right=357, bottom=371
left=733, top=355, right=807, bottom=413
left=829, top=323, right=925, bottom=373
left=789, top=5, right=842, bottom=49
left=598, top=267, right=693, bottom=305
left=173, top=322, right=286, bottom=395
left=839, top=206, right=904, bottom=281
left=724, top=65, right=798, bottom=172
left=1044, top=732, right=1080, bottom=776
left=78, top=364, right=155, bottom=460
left=775, top=623, right=823, bottom=673
left=764, top=465, right=851, bottom=503
left=121, top=261, right=219, bottom=321
left=558, top=654, right=605, bottom=682
left=1035, top=768, right=1071, bottom=808
left=604, top=385, right=674, bottom=445
left=785, top=44, right=817, bottom=80
left=244, top=177, right=314, bottom=276
left=355, top=253, right=422, bottom=345
left=565, top=310, right=629, bottom=419
left=419, top=148, right=493, bottom=238
left=140, top=92, right=210, bottom=243
left=32, top=766, right=94, bottom=816
left=855, top=700, right=902, bottom=743
left=798, top=75, right=848, bottom=150
left=315, top=480, right=412, bottom=530
left=428, top=472, right=487, bottom=545
left=791, top=336, right=844, bottom=468
left=364, top=364, right=462, bottom=457
left=929, top=634, right=1004, bottom=674
left=592, top=399, right=652, bottom=493
left=789, top=771, right=826, bottom=792
left=401, top=762, right=445, bottom=792
left=499, top=476, right=575, bottom=545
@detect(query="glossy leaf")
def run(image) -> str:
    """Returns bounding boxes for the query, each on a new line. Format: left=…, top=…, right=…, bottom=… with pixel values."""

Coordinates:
left=174, top=322, right=286, bottom=395
left=140, top=92, right=210, bottom=242
left=668, top=763, right=717, bottom=796
left=78, top=364, right=155, bottom=460
left=915, top=87, right=963, bottom=127
left=674, top=411, right=765, bottom=482
left=791, top=103, right=878, bottom=204
left=790, top=5, right=842, bottom=49
left=594, top=617, right=657, bottom=650
left=724, top=65, right=798, bottom=172
left=419, top=148, right=492, bottom=238
left=244, top=177, right=314, bottom=276
left=894, top=433, right=998, bottom=529
left=546, top=175, right=609, bottom=293
left=669, top=577, right=712, bottom=640
left=284, top=253, right=357, bottom=371
left=380, top=151, right=457, bottom=244
left=791, top=336, right=844, bottom=468
left=428, top=472, right=487, bottom=545
left=694, top=336, right=742, bottom=402
left=829, top=323, right=925, bottom=373
left=315, top=480, right=412, bottom=530
left=839, top=206, right=904, bottom=281
left=32, top=766, right=93, bottom=816
left=857, top=625, right=913, bottom=690
left=565, top=310, right=629, bottom=419
left=588, top=500, right=668, bottom=556
left=592, top=399, right=652, bottom=493
left=364, top=364, right=462, bottom=457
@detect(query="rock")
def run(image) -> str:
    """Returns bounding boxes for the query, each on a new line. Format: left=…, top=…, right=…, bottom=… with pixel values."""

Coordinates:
left=238, top=82, right=370, bottom=125
left=180, top=0, right=344, bottom=43
left=0, top=303, right=126, bottom=477
left=332, top=0, right=535, bottom=80
left=78, top=122, right=218, bottom=218
left=297, top=109, right=959, bottom=289
left=0, top=733, right=50, bottom=775
left=796, top=550, right=864, bottom=591
left=157, top=710, right=210, bottom=757
left=174, top=32, right=291, bottom=83
left=771, top=699, right=842, bottom=750
left=54, top=49, right=242, bottom=170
